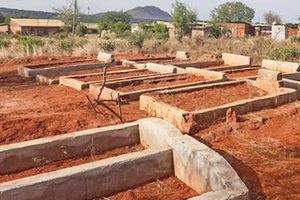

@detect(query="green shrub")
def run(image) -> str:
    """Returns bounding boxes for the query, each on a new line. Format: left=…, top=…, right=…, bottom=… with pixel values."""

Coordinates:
left=268, top=47, right=300, bottom=61
left=99, top=40, right=116, bottom=51
left=75, top=24, right=88, bottom=36
left=0, top=37, right=11, bottom=48
left=291, top=36, right=300, bottom=43
left=53, top=32, right=68, bottom=40
left=129, top=31, right=146, bottom=48
left=16, top=36, right=45, bottom=52
left=56, top=38, right=76, bottom=53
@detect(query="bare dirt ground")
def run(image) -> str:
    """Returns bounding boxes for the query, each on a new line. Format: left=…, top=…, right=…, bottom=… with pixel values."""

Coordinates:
left=0, top=55, right=152, bottom=145
left=101, top=176, right=198, bottom=200
left=226, top=69, right=259, bottom=79
left=117, top=74, right=205, bottom=92
left=194, top=102, right=300, bottom=200
left=152, top=82, right=267, bottom=111
left=0, top=144, right=144, bottom=183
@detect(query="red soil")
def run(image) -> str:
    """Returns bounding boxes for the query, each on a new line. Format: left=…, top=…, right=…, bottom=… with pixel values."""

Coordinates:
left=153, top=82, right=267, bottom=111
left=44, top=65, right=135, bottom=79
left=0, top=144, right=144, bottom=183
left=75, top=70, right=156, bottom=82
left=101, top=177, right=198, bottom=200
left=0, top=56, right=149, bottom=145
left=193, top=102, right=300, bottom=200
left=226, top=69, right=259, bottom=79
left=26, top=59, right=100, bottom=69
left=117, top=74, right=206, bottom=92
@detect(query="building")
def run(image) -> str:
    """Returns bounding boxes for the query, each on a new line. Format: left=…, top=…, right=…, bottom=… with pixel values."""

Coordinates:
left=288, top=27, right=298, bottom=37
left=131, top=23, right=141, bottom=33
left=251, top=24, right=272, bottom=36
left=8, top=18, right=65, bottom=35
left=298, top=25, right=300, bottom=36
left=222, top=22, right=254, bottom=38
left=82, top=23, right=98, bottom=34
left=272, top=24, right=288, bottom=41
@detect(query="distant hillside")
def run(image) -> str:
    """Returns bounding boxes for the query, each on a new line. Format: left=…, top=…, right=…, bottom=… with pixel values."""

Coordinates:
left=127, top=6, right=171, bottom=22
left=0, top=6, right=171, bottom=23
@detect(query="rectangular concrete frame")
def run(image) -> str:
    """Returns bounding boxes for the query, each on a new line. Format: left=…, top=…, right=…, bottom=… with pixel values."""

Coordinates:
left=282, top=72, right=300, bottom=98
left=223, top=67, right=262, bottom=80
left=0, top=118, right=249, bottom=200
left=262, top=59, right=300, bottom=73
left=89, top=69, right=227, bottom=102
left=222, top=53, right=252, bottom=66
left=138, top=118, right=249, bottom=200
left=18, top=61, right=117, bottom=78
left=59, top=68, right=161, bottom=90
left=140, top=80, right=297, bottom=134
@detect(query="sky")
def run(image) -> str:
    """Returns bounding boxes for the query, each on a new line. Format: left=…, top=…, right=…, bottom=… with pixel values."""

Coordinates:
left=0, top=0, right=299, bottom=23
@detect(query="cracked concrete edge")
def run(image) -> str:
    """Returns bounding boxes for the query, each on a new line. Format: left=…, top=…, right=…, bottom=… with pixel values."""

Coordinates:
left=0, top=122, right=139, bottom=175
left=185, top=67, right=228, bottom=80
left=0, top=148, right=173, bottom=200
left=262, top=59, right=300, bottom=73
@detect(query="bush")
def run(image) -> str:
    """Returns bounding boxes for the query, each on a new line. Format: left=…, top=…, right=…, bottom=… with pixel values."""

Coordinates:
left=268, top=47, right=300, bottom=61
left=0, top=37, right=11, bottom=48
left=99, top=40, right=116, bottom=52
left=129, top=31, right=146, bottom=49
left=16, top=36, right=45, bottom=52
left=291, top=36, right=300, bottom=43
left=56, top=38, right=76, bottom=53
left=75, top=24, right=88, bottom=36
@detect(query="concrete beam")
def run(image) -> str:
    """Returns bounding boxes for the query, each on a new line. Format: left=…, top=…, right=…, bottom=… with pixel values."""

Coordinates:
left=0, top=148, right=173, bottom=200
left=0, top=123, right=139, bottom=174
left=185, top=68, right=227, bottom=80
left=176, top=51, right=190, bottom=60
left=222, top=53, right=252, bottom=66
left=262, top=59, right=300, bottom=73
left=97, top=52, right=114, bottom=63
left=146, top=63, right=177, bottom=73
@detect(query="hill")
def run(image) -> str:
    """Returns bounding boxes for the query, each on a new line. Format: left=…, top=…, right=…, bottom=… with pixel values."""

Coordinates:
left=0, top=6, right=171, bottom=23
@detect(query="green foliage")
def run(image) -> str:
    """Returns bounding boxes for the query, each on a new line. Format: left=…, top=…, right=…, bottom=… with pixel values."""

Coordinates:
left=75, top=24, right=88, bottom=36
left=0, top=13, right=5, bottom=24
left=16, top=36, right=45, bottom=52
left=129, top=31, right=146, bottom=48
left=290, top=36, right=300, bottom=43
left=264, top=11, right=282, bottom=25
left=139, top=23, right=169, bottom=40
left=56, top=38, right=76, bottom=52
left=0, top=36, right=10, bottom=48
left=53, top=32, right=68, bottom=40
left=268, top=47, right=300, bottom=61
left=210, top=1, right=255, bottom=23
left=52, top=3, right=75, bottom=29
left=99, top=40, right=116, bottom=52
left=97, top=11, right=131, bottom=37
left=171, top=1, right=197, bottom=38
left=207, top=23, right=223, bottom=38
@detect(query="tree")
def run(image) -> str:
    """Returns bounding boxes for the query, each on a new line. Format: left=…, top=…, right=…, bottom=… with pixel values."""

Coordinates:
left=210, top=1, right=255, bottom=23
left=53, top=2, right=81, bottom=32
left=97, top=11, right=131, bottom=37
left=75, top=24, right=88, bottom=36
left=0, top=13, right=5, bottom=24
left=264, top=11, right=282, bottom=24
left=171, top=1, right=197, bottom=39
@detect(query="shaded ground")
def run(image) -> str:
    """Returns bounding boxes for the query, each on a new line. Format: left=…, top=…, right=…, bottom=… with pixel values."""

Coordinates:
left=194, top=102, right=300, bottom=200
left=226, top=69, right=259, bottom=79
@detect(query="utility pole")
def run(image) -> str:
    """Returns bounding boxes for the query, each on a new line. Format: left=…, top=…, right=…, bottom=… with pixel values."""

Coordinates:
left=87, top=6, right=90, bottom=28
left=72, top=0, right=78, bottom=35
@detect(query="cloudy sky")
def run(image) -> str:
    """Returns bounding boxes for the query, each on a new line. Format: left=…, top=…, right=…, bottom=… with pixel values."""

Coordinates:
left=0, top=0, right=299, bottom=23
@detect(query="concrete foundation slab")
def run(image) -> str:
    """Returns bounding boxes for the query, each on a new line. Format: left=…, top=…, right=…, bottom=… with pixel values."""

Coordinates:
left=222, top=53, right=252, bottom=66
left=262, top=59, right=300, bottom=73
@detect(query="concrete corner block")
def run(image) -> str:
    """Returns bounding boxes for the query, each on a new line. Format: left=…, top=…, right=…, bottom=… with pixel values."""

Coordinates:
left=97, top=52, right=114, bottom=63
left=169, top=135, right=248, bottom=197
left=138, top=118, right=183, bottom=149
left=255, top=69, right=282, bottom=93
left=222, top=53, right=252, bottom=66
left=176, top=51, right=190, bottom=60
left=146, top=63, right=177, bottom=73
left=262, top=59, right=300, bottom=73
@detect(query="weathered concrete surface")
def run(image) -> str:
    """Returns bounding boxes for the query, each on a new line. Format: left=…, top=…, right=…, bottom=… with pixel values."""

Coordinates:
left=146, top=63, right=177, bottom=73
left=138, top=118, right=249, bottom=200
left=18, top=62, right=116, bottom=78
left=176, top=51, right=190, bottom=60
left=0, top=123, right=139, bottom=174
left=185, top=67, right=227, bottom=80
left=121, top=59, right=146, bottom=69
left=222, top=53, right=252, bottom=66
left=0, top=148, right=173, bottom=200
left=171, top=135, right=248, bottom=199
left=140, top=81, right=297, bottom=134
left=97, top=52, right=114, bottom=63
left=36, top=75, right=59, bottom=85
left=173, top=60, right=224, bottom=69
left=255, top=69, right=282, bottom=93
left=262, top=59, right=300, bottom=73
